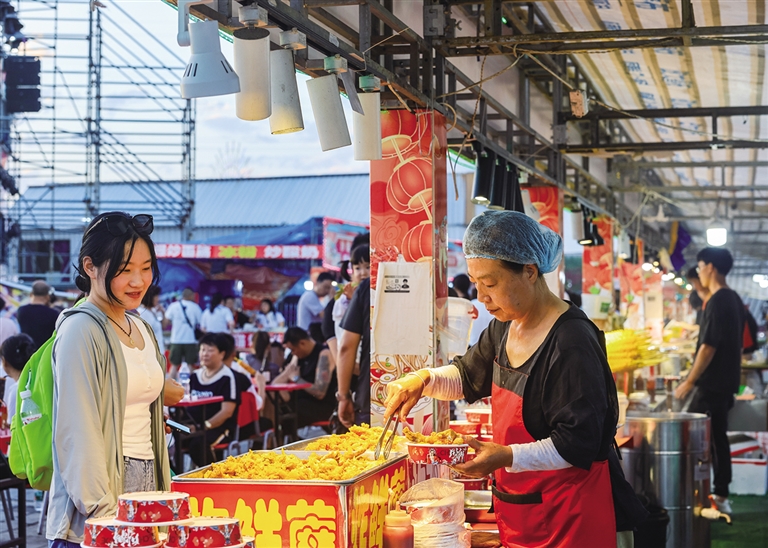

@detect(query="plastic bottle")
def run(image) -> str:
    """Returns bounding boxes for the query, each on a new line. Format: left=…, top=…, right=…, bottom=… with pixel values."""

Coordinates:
left=19, top=390, right=42, bottom=426
left=178, top=361, right=191, bottom=398
left=383, top=510, right=414, bottom=548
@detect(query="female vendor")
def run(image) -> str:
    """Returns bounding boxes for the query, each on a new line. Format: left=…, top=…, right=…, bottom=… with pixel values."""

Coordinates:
left=385, top=211, right=646, bottom=548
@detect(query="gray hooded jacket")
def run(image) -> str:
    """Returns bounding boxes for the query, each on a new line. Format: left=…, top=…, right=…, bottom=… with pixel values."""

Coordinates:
left=46, top=302, right=171, bottom=542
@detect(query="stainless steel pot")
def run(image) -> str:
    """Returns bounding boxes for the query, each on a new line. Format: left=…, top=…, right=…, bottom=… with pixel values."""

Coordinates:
left=620, top=412, right=711, bottom=548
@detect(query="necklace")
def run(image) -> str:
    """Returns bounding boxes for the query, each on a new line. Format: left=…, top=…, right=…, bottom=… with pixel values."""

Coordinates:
left=202, top=366, right=222, bottom=380
left=108, top=315, right=135, bottom=346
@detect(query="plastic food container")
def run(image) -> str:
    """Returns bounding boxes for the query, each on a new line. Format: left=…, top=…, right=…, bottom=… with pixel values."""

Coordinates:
left=464, top=408, right=492, bottom=424
left=406, top=443, right=468, bottom=465
left=449, top=421, right=481, bottom=436
left=166, top=518, right=242, bottom=548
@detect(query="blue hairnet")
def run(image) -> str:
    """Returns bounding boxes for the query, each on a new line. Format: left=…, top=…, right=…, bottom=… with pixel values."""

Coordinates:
left=463, top=210, right=563, bottom=274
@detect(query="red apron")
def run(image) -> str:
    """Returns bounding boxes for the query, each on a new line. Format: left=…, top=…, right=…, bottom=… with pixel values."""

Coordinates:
left=491, top=359, right=617, bottom=547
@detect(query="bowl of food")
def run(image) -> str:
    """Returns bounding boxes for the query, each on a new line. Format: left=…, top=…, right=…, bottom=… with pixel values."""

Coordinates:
left=404, top=426, right=469, bottom=465
left=453, top=475, right=490, bottom=491
left=449, top=420, right=481, bottom=436
left=464, top=408, right=492, bottom=424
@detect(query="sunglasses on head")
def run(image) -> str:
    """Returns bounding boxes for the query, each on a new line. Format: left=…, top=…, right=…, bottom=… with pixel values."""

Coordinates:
left=85, top=213, right=154, bottom=239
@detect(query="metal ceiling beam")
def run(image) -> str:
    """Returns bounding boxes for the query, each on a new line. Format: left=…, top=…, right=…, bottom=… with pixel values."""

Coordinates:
left=432, top=24, right=768, bottom=55
left=637, top=161, right=768, bottom=169
left=614, top=185, right=768, bottom=193
left=562, top=105, right=768, bottom=122
left=562, top=140, right=768, bottom=154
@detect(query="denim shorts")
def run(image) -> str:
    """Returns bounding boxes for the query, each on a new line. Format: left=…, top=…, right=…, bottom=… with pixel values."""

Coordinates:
left=123, top=456, right=156, bottom=493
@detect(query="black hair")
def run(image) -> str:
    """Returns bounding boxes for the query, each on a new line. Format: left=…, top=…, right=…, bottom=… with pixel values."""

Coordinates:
left=686, top=267, right=699, bottom=280
left=199, top=332, right=226, bottom=353
left=209, top=292, right=223, bottom=313
left=284, top=326, right=311, bottom=346
left=351, top=232, right=370, bottom=251
left=141, top=285, right=161, bottom=308
left=0, top=296, right=5, bottom=310
left=696, top=247, right=734, bottom=276
left=75, top=212, right=159, bottom=304
left=223, top=295, right=235, bottom=303
left=689, top=290, right=703, bottom=311
left=452, top=273, right=471, bottom=295
left=316, top=272, right=336, bottom=284
left=260, top=299, right=274, bottom=313
left=252, top=331, right=271, bottom=360
left=0, top=333, right=35, bottom=372
left=340, top=245, right=371, bottom=282
left=216, top=332, right=236, bottom=359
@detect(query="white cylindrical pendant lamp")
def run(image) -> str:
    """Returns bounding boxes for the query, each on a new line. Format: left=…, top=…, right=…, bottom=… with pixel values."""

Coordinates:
left=306, top=74, right=351, bottom=151
left=233, top=27, right=271, bottom=121
left=352, top=92, right=382, bottom=160
left=181, top=20, right=240, bottom=99
left=269, top=49, right=304, bottom=134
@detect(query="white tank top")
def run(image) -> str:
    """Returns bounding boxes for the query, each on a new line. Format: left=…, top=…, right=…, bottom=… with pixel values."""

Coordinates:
left=120, top=319, right=164, bottom=460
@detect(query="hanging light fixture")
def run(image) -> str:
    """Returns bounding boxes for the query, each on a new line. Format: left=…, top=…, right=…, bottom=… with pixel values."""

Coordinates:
left=617, top=229, right=631, bottom=259
left=707, top=220, right=728, bottom=247
left=505, top=165, right=525, bottom=213
left=471, top=142, right=495, bottom=205
left=579, top=209, right=596, bottom=246
left=306, top=74, right=351, bottom=151
left=352, top=75, right=382, bottom=160
left=268, top=30, right=306, bottom=135
left=591, top=221, right=605, bottom=246
left=488, top=158, right=508, bottom=210
left=570, top=205, right=585, bottom=242
left=233, top=27, right=271, bottom=120
left=180, top=20, right=240, bottom=99
left=176, top=0, right=238, bottom=99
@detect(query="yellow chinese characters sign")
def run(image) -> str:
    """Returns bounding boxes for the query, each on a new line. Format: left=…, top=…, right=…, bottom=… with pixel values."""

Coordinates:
left=173, top=459, right=407, bottom=548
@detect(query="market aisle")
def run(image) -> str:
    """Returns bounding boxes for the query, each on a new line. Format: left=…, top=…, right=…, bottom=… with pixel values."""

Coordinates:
left=0, top=488, right=46, bottom=548
left=711, top=495, right=768, bottom=547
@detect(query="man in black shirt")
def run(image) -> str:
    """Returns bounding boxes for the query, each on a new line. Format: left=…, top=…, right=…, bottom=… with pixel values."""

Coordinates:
left=17, top=281, right=60, bottom=350
left=280, top=327, right=337, bottom=428
left=337, top=277, right=370, bottom=426
left=676, top=247, right=743, bottom=513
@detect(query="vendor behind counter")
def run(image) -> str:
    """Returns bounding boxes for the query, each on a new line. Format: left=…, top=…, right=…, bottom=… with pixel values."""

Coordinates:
left=385, top=211, right=648, bottom=548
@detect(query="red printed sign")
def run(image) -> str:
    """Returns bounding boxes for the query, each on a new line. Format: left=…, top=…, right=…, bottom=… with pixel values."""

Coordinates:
left=172, top=458, right=407, bottom=548
left=154, top=244, right=323, bottom=261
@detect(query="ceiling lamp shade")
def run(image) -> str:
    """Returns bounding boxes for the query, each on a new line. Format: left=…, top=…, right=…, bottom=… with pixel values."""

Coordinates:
left=617, top=229, right=631, bottom=259
left=504, top=164, right=524, bottom=212
left=488, top=158, right=507, bottom=210
left=471, top=144, right=495, bottom=205
left=578, top=209, right=596, bottom=246
left=590, top=221, right=605, bottom=246
left=707, top=220, right=728, bottom=247
left=306, top=74, right=351, bottom=151
left=180, top=20, right=240, bottom=99
left=233, top=27, right=271, bottom=121
left=352, top=91, right=382, bottom=160
left=570, top=207, right=585, bottom=242
left=269, top=48, right=304, bottom=134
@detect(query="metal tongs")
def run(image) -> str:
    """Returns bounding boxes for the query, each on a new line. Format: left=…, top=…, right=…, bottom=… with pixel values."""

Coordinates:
left=375, top=412, right=401, bottom=459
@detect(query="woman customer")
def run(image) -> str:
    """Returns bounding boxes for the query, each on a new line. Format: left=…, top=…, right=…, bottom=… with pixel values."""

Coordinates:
left=255, top=299, right=285, bottom=331
left=384, top=211, right=646, bottom=548
left=244, top=331, right=281, bottom=382
left=47, top=212, right=170, bottom=548
left=0, top=333, right=35, bottom=421
left=138, top=285, right=167, bottom=355
left=200, top=292, right=234, bottom=334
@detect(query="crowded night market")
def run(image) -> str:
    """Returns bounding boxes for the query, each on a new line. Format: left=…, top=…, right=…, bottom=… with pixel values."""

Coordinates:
left=0, top=0, right=767, bottom=547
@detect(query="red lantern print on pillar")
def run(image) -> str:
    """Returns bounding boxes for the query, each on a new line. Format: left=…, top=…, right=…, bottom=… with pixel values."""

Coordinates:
left=386, top=157, right=433, bottom=216
left=402, top=221, right=432, bottom=262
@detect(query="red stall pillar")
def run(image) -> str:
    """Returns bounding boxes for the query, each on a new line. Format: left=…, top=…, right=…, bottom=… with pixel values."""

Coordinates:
left=369, top=109, right=448, bottom=433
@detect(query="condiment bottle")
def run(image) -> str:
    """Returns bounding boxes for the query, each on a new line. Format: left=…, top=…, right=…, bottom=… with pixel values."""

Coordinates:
left=383, top=509, right=414, bottom=548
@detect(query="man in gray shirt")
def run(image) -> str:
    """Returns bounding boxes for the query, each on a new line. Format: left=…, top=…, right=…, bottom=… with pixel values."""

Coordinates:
left=296, top=272, right=335, bottom=330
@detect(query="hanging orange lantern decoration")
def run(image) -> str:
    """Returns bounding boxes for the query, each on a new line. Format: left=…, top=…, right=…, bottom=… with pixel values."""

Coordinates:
left=386, top=157, right=433, bottom=215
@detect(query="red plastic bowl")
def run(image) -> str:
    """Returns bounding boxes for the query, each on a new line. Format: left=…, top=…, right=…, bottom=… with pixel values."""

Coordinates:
left=449, top=420, right=481, bottom=435
left=465, top=409, right=492, bottom=424
left=406, top=443, right=468, bottom=465
left=453, top=476, right=490, bottom=491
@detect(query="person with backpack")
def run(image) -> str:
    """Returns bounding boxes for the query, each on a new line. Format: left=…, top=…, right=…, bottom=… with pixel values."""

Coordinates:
left=46, top=212, right=170, bottom=548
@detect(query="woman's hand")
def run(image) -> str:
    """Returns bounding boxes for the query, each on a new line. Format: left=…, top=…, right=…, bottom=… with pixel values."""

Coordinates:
left=163, top=378, right=185, bottom=406
left=383, top=373, right=426, bottom=422
left=451, top=437, right=512, bottom=478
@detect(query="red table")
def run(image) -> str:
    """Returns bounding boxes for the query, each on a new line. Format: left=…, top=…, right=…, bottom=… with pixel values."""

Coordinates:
left=0, top=429, right=10, bottom=455
left=170, top=396, right=225, bottom=471
left=264, top=383, right=311, bottom=446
